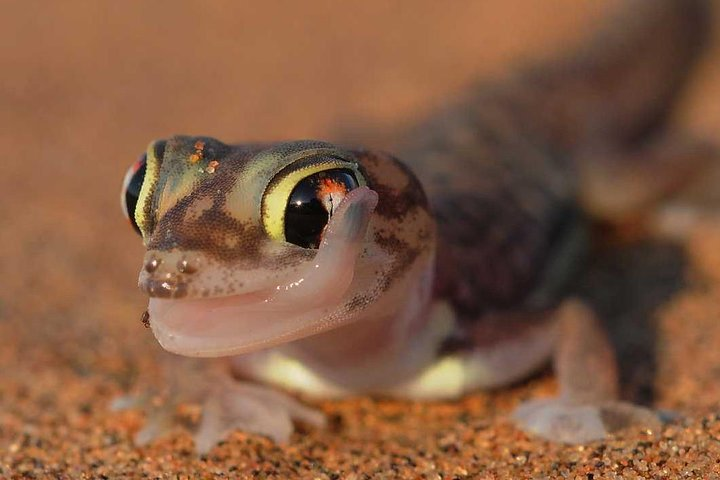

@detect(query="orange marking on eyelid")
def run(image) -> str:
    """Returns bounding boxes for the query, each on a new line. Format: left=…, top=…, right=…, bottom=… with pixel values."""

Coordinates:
left=189, top=141, right=206, bottom=164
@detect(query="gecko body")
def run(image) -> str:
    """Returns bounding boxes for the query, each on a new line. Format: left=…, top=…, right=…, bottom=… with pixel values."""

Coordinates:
left=121, top=0, right=713, bottom=450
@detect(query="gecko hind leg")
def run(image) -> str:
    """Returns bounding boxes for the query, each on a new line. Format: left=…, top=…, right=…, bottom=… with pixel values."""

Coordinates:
left=512, top=299, right=661, bottom=443
left=579, top=137, right=715, bottom=227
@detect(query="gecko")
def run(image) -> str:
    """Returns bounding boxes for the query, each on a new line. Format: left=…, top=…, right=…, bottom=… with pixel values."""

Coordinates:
left=120, top=0, right=714, bottom=452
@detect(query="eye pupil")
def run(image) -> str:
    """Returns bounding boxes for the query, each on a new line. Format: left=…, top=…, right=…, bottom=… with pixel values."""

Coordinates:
left=284, top=169, right=359, bottom=248
left=122, top=154, right=147, bottom=235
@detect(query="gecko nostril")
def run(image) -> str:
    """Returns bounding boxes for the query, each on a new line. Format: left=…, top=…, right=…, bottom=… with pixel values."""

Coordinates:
left=145, top=257, right=161, bottom=273
left=177, top=257, right=199, bottom=274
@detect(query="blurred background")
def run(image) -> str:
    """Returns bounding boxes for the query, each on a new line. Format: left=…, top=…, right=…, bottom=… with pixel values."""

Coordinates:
left=2, top=0, right=720, bottom=476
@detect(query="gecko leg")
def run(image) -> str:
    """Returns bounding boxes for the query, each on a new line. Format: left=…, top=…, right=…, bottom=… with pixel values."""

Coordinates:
left=113, top=355, right=325, bottom=453
left=513, top=299, right=661, bottom=443
left=579, top=138, right=714, bottom=225
left=192, top=376, right=326, bottom=453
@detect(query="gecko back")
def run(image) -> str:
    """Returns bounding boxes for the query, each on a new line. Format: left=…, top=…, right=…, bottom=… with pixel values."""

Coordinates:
left=400, top=0, right=713, bottom=321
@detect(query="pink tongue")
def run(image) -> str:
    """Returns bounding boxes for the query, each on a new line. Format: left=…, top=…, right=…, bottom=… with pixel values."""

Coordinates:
left=263, top=186, right=377, bottom=309
left=148, top=187, right=379, bottom=357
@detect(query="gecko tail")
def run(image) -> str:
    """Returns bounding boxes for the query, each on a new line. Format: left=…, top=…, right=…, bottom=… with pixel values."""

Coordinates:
left=541, top=0, right=718, bottom=224
left=529, top=0, right=712, bottom=149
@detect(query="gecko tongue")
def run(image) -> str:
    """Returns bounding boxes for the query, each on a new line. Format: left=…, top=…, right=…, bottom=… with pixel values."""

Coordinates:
left=148, top=187, right=379, bottom=357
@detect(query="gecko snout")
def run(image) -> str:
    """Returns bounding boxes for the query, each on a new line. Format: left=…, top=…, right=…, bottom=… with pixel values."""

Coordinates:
left=139, top=252, right=202, bottom=299
left=143, top=255, right=200, bottom=275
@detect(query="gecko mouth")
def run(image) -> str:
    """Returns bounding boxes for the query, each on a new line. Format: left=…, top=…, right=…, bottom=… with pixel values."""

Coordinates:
left=147, top=187, right=379, bottom=357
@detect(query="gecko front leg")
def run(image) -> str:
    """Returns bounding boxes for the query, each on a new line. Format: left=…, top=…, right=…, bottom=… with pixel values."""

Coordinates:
left=512, top=299, right=661, bottom=443
left=386, top=299, right=661, bottom=443
left=193, top=375, right=326, bottom=453
left=114, top=354, right=325, bottom=453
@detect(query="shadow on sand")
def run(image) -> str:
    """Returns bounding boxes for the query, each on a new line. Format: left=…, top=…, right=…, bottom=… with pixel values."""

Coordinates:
left=575, top=239, right=687, bottom=405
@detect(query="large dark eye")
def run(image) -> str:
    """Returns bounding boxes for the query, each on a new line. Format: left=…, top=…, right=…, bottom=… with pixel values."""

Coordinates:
left=121, top=153, right=147, bottom=235
left=285, top=169, right=359, bottom=248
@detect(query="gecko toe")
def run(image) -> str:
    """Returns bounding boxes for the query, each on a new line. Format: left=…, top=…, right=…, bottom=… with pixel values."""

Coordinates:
left=193, top=382, right=326, bottom=453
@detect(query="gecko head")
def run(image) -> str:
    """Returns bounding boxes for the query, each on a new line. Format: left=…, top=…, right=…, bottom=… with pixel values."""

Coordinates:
left=121, top=136, right=394, bottom=357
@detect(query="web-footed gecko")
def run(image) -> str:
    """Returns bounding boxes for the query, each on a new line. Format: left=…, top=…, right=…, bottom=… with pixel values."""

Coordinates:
left=120, top=0, right=714, bottom=452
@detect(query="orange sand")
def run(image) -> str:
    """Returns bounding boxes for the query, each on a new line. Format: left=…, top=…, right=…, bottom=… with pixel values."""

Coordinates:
left=3, top=1, right=720, bottom=477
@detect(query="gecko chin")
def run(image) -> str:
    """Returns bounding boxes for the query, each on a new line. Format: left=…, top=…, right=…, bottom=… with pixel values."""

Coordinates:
left=147, top=187, right=380, bottom=358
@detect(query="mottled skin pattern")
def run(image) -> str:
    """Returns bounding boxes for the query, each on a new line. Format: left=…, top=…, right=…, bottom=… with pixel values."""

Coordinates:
left=394, top=0, right=712, bottom=351
left=122, top=0, right=715, bottom=450
left=137, top=138, right=434, bottom=310
left=404, top=0, right=710, bottom=322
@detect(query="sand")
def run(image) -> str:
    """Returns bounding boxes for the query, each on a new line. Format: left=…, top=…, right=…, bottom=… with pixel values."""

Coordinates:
left=3, top=1, right=720, bottom=478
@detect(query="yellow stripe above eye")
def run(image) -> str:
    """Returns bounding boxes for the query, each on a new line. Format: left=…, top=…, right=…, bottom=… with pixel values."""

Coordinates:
left=262, top=157, right=366, bottom=242
left=134, top=140, right=162, bottom=242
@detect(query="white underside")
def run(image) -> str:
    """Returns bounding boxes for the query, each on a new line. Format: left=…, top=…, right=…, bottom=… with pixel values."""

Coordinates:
left=237, top=307, right=558, bottom=400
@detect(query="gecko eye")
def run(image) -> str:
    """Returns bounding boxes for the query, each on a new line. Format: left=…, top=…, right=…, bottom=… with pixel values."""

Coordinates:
left=121, top=153, right=147, bottom=235
left=284, top=169, right=359, bottom=248
left=262, top=153, right=367, bottom=247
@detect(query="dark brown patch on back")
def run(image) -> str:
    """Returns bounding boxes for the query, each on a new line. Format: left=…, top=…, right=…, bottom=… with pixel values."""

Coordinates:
left=431, top=187, right=586, bottom=322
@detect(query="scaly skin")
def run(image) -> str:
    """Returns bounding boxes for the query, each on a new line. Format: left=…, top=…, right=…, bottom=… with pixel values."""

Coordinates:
left=120, top=0, right=714, bottom=450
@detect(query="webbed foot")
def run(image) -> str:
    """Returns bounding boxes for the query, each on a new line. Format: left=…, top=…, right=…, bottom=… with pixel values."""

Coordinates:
left=512, top=300, right=663, bottom=443
left=194, top=380, right=326, bottom=453
left=513, top=398, right=661, bottom=443
left=113, top=357, right=325, bottom=452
